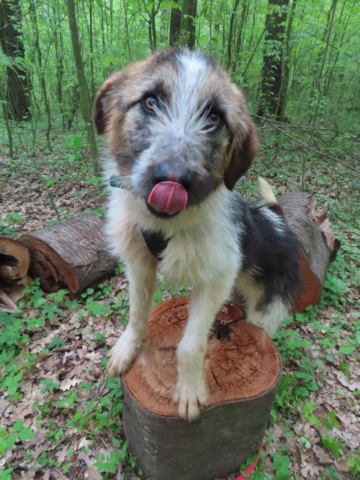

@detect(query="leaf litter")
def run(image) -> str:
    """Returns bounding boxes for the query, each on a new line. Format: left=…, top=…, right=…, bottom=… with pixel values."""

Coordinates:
left=0, top=143, right=359, bottom=479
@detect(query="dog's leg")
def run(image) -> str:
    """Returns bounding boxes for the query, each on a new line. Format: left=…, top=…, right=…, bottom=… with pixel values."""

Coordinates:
left=174, top=274, right=236, bottom=421
left=236, top=275, right=289, bottom=337
left=245, top=299, right=289, bottom=338
left=107, top=257, right=157, bottom=377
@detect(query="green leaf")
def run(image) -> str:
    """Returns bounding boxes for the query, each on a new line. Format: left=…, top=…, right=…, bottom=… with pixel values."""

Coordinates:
left=273, top=454, right=291, bottom=480
left=153, top=289, right=163, bottom=303
left=13, top=419, right=24, bottom=432
left=48, top=337, right=65, bottom=350
left=293, top=371, right=312, bottom=381
left=6, top=433, right=18, bottom=450
left=66, top=448, right=74, bottom=457
left=339, top=345, right=355, bottom=355
left=19, top=427, right=35, bottom=442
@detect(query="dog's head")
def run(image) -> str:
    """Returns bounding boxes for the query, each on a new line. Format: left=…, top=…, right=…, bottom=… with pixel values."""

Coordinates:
left=95, top=49, right=259, bottom=218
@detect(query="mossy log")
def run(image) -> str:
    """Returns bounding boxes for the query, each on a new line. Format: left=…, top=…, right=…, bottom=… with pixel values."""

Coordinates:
left=122, top=297, right=281, bottom=480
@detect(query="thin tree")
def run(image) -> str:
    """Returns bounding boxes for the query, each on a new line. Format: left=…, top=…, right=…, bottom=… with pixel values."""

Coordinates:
left=123, top=0, right=131, bottom=59
left=226, top=0, right=241, bottom=69
left=232, top=0, right=250, bottom=73
left=324, top=0, right=349, bottom=96
left=138, top=0, right=162, bottom=52
left=29, top=0, right=52, bottom=150
left=279, top=0, right=297, bottom=121
left=312, top=0, right=338, bottom=123
left=65, top=0, right=98, bottom=168
left=0, top=0, right=31, bottom=121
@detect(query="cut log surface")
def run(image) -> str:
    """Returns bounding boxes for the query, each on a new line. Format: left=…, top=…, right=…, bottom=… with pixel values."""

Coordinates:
left=123, top=297, right=281, bottom=480
left=0, top=237, right=30, bottom=280
left=19, top=214, right=118, bottom=293
left=0, top=238, right=31, bottom=312
left=279, top=192, right=339, bottom=312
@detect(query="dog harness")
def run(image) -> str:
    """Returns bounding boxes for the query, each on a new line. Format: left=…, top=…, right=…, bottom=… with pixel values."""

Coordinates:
left=140, top=229, right=169, bottom=260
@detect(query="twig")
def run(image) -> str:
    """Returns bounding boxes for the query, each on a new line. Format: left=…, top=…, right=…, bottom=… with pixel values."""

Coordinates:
left=255, top=115, right=360, bottom=175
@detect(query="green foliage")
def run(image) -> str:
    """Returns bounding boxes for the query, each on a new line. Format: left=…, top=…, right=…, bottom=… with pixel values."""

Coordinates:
left=1, top=2, right=359, bottom=478
left=347, top=452, right=360, bottom=476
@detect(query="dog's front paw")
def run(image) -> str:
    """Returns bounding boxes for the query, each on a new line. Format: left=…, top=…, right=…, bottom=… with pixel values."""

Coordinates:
left=106, top=331, right=141, bottom=377
left=173, top=378, right=208, bottom=421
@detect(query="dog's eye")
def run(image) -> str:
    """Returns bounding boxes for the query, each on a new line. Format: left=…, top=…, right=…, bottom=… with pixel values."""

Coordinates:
left=143, top=96, right=158, bottom=112
left=206, top=111, right=223, bottom=129
left=209, top=113, right=221, bottom=125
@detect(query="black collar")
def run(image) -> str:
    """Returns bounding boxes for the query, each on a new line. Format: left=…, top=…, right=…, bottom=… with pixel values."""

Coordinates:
left=141, top=229, right=169, bottom=260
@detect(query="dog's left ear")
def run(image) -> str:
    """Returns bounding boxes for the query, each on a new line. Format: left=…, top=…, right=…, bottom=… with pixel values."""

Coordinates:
left=224, top=117, right=259, bottom=191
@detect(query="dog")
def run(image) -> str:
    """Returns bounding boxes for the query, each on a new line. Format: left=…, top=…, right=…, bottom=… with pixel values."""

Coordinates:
left=94, top=48, right=302, bottom=421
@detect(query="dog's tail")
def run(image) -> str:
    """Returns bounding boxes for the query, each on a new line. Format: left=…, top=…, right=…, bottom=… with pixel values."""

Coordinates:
left=258, top=177, right=278, bottom=204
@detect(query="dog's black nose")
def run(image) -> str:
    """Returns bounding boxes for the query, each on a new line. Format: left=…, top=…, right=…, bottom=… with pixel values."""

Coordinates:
left=151, top=164, right=193, bottom=190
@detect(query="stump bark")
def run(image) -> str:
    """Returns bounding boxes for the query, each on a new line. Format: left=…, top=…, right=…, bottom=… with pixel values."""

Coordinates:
left=279, top=192, right=340, bottom=312
left=123, top=297, right=281, bottom=480
left=19, top=214, right=118, bottom=293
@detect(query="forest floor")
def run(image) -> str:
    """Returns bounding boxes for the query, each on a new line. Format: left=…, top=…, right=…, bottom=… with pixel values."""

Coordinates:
left=0, top=125, right=360, bottom=480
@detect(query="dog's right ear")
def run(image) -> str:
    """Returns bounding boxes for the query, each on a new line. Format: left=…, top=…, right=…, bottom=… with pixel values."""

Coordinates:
left=94, top=74, right=122, bottom=134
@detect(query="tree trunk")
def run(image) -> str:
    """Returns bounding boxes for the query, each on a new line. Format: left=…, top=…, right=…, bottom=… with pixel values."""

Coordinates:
left=324, top=0, right=348, bottom=96
left=50, top=2, right=65, bottom=127
left=226, top=0, right=240, bottom=69
left=257, top=0, right=290, bottom=120
left=0, top=84, right=14, bottom=156
left=232, top=0, right=249, bottom=72
left=29, top=0, right=52, bottom=151
left=279, top=0, right=297, bottom=121
left=209, top=0, right=213, bottom=55
left=180, top=0, right=197, bottom=49
left=123, top=0, right=131, bottom=59
left=0, top=0, right=31, bottom=121
left=312, top=0, right=338, bottom=124
left=123, top=297, right=281, bottom=480
left=19, top=214, right=118, bottom=293
left=169, top=0, right=181, bottom=46
left=65, top=0, right=98, bottom=168
left=89, top=0, right=95, bottom=102
left=150, top=3, right=158, bottom=51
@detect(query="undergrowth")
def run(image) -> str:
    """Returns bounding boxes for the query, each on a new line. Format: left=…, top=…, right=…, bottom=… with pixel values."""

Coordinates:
left=0, top=123, right=359, bottom=479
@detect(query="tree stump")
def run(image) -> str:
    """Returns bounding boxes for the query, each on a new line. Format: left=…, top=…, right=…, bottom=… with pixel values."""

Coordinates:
left=279, top=192, right=340, bottom=312
left=0, top=238, right=31, bottom=312
left=19, top=214, right=118, bottom=293
left=122, top=297, right=281, bottom=480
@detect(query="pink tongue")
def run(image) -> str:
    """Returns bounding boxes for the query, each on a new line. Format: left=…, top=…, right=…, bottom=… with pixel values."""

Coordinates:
left=148, top=181, right=188, bottom=215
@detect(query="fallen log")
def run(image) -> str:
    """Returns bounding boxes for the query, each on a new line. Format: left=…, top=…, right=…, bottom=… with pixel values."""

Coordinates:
left=0, top=237, right=30, bottom=280
left=0, top=238, right=31, bottom=312
left=122, top=297, right=281, bottom=480
left=19, top=214, right=118, bottom=293
left=279, top=192, right=340, bottom=312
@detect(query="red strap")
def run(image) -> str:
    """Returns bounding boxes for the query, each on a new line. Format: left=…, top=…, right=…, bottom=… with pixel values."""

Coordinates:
left=236, top=440, right=263, bottom=480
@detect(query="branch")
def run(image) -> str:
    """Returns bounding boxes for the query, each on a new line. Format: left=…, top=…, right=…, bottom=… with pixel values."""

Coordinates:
left=155, top=0, right=162, bottom=16
left=255, top=115, right=360, bottom=175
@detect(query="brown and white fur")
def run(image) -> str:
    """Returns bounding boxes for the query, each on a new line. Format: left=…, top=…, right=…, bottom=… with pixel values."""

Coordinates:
left=94, top=49, right=301, bottom=421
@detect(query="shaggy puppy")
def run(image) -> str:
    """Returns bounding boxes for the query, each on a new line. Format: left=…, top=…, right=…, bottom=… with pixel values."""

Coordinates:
left=94, top=48, right=301, bottom=421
